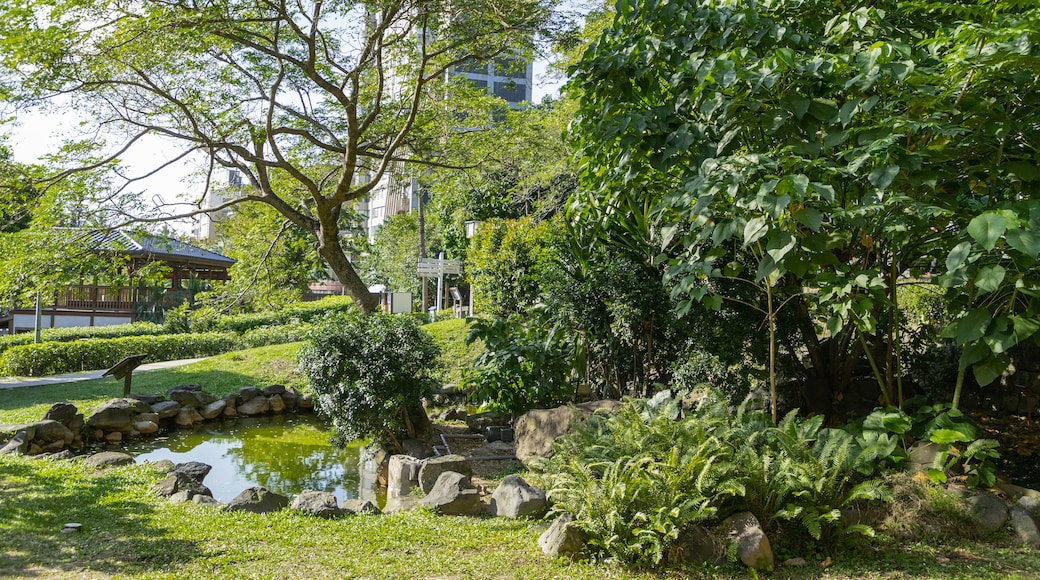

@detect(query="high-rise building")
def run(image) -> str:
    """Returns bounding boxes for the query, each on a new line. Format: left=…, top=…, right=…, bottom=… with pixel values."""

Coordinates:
left=193, top=169, right=242, bottom=242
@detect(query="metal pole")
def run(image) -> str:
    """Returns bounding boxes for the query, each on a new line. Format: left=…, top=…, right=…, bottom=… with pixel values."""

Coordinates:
left=34, top=292, right=42, bottom=344
left=436, top=252, right=444, bottom=312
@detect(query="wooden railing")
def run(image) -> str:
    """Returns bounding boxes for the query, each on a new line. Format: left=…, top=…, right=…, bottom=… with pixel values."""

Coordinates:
left=52, top=285, right=139, bottom=311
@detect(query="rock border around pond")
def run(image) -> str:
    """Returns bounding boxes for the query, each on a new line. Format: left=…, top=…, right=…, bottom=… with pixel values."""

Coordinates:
left=0, top=384, right=314, bottom=457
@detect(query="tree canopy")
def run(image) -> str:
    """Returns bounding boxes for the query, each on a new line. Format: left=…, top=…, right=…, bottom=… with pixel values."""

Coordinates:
left=568, top=0, right=1040, bottom=412
left=0, top=0, right=562, bottom=313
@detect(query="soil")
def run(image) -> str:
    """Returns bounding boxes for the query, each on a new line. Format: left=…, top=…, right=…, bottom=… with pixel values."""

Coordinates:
left=426, top=421, right=524, bottom=490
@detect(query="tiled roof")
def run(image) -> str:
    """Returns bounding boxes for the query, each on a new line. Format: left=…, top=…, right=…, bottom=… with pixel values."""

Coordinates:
left=76, top=228, right=235, bottom=266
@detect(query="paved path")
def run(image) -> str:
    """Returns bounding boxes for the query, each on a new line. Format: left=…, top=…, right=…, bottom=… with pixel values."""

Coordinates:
left=0, top=358, right=207, bottom=390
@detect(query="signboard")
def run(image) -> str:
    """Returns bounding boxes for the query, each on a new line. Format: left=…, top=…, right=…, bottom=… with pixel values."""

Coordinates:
left=417, top=257, right=462, bottom=276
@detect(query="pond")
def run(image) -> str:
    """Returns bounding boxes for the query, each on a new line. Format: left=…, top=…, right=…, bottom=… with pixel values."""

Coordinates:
left=123, top=413, right=378, bottom=504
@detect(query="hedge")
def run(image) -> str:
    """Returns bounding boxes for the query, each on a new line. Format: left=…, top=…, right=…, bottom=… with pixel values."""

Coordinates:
left=0, top=322, right=166, bottom=356
left=0, top=332, right=242, bottom=377
left=188, top=296, right=355, bottom=333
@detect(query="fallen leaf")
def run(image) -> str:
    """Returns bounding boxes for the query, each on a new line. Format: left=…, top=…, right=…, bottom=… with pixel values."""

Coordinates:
left=822, top=556, right=833, bottom=569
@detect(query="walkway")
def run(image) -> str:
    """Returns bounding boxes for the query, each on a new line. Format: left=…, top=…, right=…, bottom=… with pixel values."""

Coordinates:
left=0, top=358, right=207, bottom=390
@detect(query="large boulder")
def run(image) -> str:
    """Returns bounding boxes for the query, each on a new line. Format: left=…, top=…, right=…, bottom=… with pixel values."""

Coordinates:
left=86, top=398, right=151, bottom=432
left=167, top=385, right=216, bottom=407
left=224, top=486, right=289, bottom=514
left=670, top=525, right=725, bottom=566
left=418, top=454, right=471, bottom=495
left=82, top=451, right=135, bottom=468
left=291, top=490, right=342, bottom=518
left=262, top=385, right=286, bottom=396
left=0, top=429, right=29, bottom=455
left=538, top=513, right=585, bottom=557
left=717, top=512, right=774, bottom=571
left=418, top=471, right=483, bottom=516
left=151, top=400, right=182, bottom=420
left=268, top=395, right=286, bottom=414
left=175, top=406, right=204, bottom=427
left=173, top=461, right=213, bottom=483
left=1011, top=506, right=1040, bottom=547
left=200, top=400, right=227, bottom=420
left=490, top=475, right=548, bottom=519
left=42, top=402, right=78, bottom=425
left=514, top=400, right=624, bottom=465
left=968, top=492, right=1009, bottom=534
left=237, top=395, right=270, bottom=416
left=387, top=455, right=423, bottom=498
left=31, top=420, right=73, bottom=445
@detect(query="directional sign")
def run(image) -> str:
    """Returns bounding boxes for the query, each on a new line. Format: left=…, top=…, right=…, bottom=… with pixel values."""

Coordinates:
left=417, top=257, right=462, bottom=276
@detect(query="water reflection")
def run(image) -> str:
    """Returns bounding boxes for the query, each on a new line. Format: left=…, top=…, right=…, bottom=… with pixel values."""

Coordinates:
left=125, top=414, right=364, bottom=503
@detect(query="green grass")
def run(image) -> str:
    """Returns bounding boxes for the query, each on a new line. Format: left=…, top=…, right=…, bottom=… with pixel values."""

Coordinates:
left=424, top=318, right=485, bottom=386
left=3, top=338, right=1040, bottom=578
left=0, top=342, right=305, bottom=426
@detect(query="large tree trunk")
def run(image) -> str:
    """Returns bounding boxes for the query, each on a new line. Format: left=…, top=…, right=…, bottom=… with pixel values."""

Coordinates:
left=317, top=232, right=379, bottom=314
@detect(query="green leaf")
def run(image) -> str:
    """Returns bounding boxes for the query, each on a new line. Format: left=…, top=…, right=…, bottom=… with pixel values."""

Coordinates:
left=1005, top=229, right=1040, bottom=259
left=946, top=241, right=972, bottom=272
left=868, top=165, right=899, bottom=192
left=973, top=264, right=1006, bottom=294
left=743, top=217, right=769, bottom=247
left=794, top=207, right=823, bottom=232
left=930, top=428, right=971, bottom=445
left=942, top=308, right=991, bottom=345
left=973, top=353, right=1011, bottom=386
left=765, top=232, right=796, bottom=263
left=1012, top=315, right=1040, bottom=342
left=967, top=213, right=1008, bottom=251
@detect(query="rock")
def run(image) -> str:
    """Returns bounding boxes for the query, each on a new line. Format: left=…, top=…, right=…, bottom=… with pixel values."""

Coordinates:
left=200, top=400, right=227, bottom=420
left=784, top=557, right=808, bottom=567
left=152, top=472, right=211, bottom=498
left=239, top=386, right=262, bottom=402
left=268, top=394, right=285, bottom=414
left=151, top=400, right=182, bottom=420
left=490, top=475, right=548, bottom=518
left=514, top=401, right=624, bottom=465
left=717, top=511, right=774, bottom=571
left=0, top=430, right=30, bottom=455
left=174, top=461, right=213, bottom=483
left=291, top=490, right=342, bottom=518
left=361, top=444, right=391, bottom=487
left=175, top=406, right=204, bottom=427
left=133, top=421, right=159, bottom=435
left=167, top=388, right=206, bottom=408
left=237, top=396, right=270, bottom=416
left=104, top=431, right=123, bottom=442
left=968, top=492, right=1009, bottom=534
left=418, top=471, right=483, bottom=516
left=223, top=405, right=237, bottom=418
left=31, top=420, right=72, bottom=444
left=464, top=412, right=511, bottom=434
left=45, top=450, right=76, bottom=461
left=192, top=495, right=224, bottom=507
left=1011, top=506, right=1040, bottom=547
left=401, top=438, right=428, bottom=459
left=418, top=454, right=471, bottom=495
left=262, top=384, right=286, bottom=396
left=224, top=486, right=289, bottom=513
left=42, top=402, right=78, bottom=425
left=907, top=441, right=943, bottom=473
left=387, top=455, right=423, bottom=498
left=281, top=389, right=298, bottom=410
left=86, top=398, right=149, bottom=432
left=342, top=499, right=380, bottom=515
left=1018, top=495, right=1040, bottom=519
left=169, top=490, right=196, bottom=502
left=297, top=395, right=314, bottom=410
left=127, top=393, right=165, bottom=405
left=538, top=513, right=584, bottom=557
left=670, top=525, right=725, bottom=565
left=82, top=451, right=134, bottom=468
left=40, top=439, right=65, bottom=453
left=137, top=412, right=159, bottom=423
left=149, top=459, right=176, bottom=472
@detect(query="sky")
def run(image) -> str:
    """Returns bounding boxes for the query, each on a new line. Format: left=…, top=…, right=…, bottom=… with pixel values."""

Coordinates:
left=5, top=61, right=567, bottom=235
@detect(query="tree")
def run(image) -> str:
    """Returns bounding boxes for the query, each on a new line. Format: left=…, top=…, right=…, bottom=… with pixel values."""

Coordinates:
left=361, top=210, right=442, bottom=307
left=0, top=0, right=561, bottom=313
left=568, top=0, right=1040, bottom=416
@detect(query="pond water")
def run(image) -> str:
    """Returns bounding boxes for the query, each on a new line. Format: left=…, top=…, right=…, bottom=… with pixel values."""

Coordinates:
left=123, top=413, right=375, bottom=504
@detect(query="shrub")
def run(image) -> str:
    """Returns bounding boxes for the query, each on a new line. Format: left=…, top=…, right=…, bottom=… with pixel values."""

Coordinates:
left=460, top=316, right=573, bottom=417
left=541, top=391, right=888, bottom=566
left=0, top=332, right=242, bottom=376
left=298, top=312, right=440, bottom=449
left=0, top=322, right=166, bottom=355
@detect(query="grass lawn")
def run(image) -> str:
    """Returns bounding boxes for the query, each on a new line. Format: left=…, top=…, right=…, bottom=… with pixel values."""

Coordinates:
left=3, top=342, right=1040, bottom=578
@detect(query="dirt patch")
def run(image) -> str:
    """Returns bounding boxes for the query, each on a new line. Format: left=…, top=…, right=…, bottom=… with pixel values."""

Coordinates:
left=428, top=421, right=522, bottom=489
